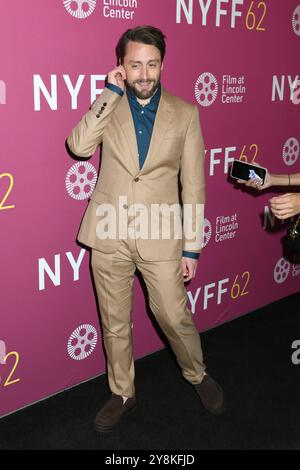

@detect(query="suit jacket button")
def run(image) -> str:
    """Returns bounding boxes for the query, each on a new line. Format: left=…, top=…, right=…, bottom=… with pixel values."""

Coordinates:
left=101, top=106, right=105, bottom=111
left=123, top=204, right=128, bottom=209
left=134, top=177, right=140, bottom=182
left=103, top=102, right=107, bottom=106
left=96, top=114, right=100, bottom=118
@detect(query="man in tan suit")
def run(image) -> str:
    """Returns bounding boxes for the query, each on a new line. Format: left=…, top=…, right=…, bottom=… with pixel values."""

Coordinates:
left=67, top=26, right=224, bottom=432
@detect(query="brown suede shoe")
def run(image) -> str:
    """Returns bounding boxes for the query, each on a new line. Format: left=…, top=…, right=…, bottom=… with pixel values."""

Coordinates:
left=194, top=374, right=225, bottom=416
left=94, top=394, right=137, bottom=432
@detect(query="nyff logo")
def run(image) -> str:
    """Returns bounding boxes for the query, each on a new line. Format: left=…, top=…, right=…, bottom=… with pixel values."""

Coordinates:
left=272, top=75, right=300, bottom=103
left=292, top=80, right=300, bottom=105
left=176, top=0, right=244, bottom=27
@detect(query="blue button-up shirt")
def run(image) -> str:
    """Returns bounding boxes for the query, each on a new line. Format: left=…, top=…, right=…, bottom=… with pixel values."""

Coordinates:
left=127, top=85, right=161, bottom=170
left=105, top=82, right=199, bottom=260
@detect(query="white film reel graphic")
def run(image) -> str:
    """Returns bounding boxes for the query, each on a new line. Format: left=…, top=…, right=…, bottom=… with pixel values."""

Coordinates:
left=195, top=73, right=218, bottom=107
left=68, top=324, right=98, bottom=360
left=66, top=162, right=97, bottom=200
left=0, top=340, right=6, bottom=364
left=273, top=258, right=291, bottom=284
left=63, top=0, right=97, bottom=19
left=292, top=5, right=300, bottom=36
left=202, top=218, right=212, bottom=248
left=282, top=137, right=299, bottom=167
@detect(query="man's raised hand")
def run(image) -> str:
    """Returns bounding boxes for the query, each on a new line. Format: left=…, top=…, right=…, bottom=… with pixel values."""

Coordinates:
left=107, top=66, right=127, bottom=91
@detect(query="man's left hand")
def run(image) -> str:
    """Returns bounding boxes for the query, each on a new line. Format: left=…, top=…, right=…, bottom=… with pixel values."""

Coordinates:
left=270, top=193, right=300, bottom=219
left=181, top=257, right=198, bottom=282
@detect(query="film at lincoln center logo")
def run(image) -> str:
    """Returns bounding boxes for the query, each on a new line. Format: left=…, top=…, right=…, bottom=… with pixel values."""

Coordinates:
left=195, top=73, right=218, bottom=107
left=63, top=0, right=97, bottom=19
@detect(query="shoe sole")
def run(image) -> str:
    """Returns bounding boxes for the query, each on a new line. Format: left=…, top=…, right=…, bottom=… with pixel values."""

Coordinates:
left=94, top=404, right=137, bottom=433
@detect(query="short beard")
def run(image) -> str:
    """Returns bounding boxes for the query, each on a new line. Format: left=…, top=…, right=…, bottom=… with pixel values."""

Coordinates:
left=125, top=78, right=160, bottom=100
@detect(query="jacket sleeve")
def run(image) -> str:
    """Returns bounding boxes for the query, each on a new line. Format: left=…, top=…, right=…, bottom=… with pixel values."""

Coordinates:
left=180, top=105, right=205, bottom=254
left=67, top=87, right=122, bottom=158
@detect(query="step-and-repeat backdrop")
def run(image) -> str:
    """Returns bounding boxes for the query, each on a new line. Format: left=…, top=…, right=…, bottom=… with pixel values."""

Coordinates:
left=1, top=0, right=299, bottom=417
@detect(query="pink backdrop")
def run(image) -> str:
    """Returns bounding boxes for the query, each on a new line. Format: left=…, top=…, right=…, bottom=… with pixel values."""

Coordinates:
left=1, top=0, right=300, bottom=417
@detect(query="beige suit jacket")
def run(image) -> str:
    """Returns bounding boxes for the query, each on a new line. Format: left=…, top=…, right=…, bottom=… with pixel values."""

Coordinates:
left=67, top=86, right=205, bottom=261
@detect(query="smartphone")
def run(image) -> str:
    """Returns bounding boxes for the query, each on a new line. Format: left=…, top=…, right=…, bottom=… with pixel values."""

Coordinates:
left=230, top=160, right=267, bottom=185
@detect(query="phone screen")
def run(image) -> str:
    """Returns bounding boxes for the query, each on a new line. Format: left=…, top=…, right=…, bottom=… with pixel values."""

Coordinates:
left=230, top=160, right=266, bottom=184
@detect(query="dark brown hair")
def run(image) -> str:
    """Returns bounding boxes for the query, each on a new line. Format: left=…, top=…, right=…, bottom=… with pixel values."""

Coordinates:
left=116, top=25, right=166, bottom=65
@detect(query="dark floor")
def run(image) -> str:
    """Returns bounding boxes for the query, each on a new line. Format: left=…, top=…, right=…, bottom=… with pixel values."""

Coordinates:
left=1, top=292, right=300, bottom=450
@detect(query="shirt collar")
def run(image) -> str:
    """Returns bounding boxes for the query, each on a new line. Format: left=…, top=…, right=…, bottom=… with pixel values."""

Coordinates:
left=126, top=84, right=161, bottom=111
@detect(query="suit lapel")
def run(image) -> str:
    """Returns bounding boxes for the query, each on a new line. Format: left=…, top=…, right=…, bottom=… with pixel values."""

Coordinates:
left=115, top=94, right=140, bottom=174
left=140, top=87, right=174, bottom=174
left=114, top=86, right=174, bottom=175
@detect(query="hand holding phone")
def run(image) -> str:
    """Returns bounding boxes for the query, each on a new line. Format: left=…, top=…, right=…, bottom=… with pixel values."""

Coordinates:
left=230, top=159, right=269, bottom=189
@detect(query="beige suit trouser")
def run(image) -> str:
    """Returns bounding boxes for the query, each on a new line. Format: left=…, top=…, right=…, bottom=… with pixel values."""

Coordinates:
left=91, top=217, right=206, bottom=398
